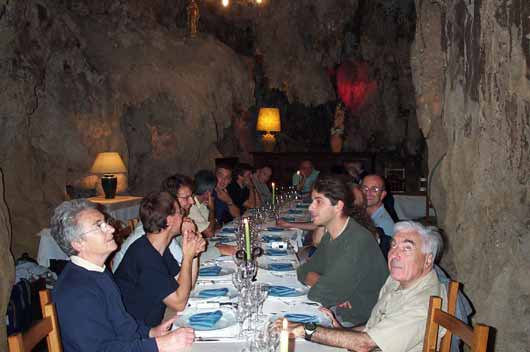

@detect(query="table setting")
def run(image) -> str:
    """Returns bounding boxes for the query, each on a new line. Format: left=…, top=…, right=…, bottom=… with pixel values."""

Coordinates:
left=174, top=188, right=342, bottom=351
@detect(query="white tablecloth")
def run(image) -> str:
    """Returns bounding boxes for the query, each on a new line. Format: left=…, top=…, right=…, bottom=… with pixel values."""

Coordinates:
left=182, top=209, right=344, bottom=351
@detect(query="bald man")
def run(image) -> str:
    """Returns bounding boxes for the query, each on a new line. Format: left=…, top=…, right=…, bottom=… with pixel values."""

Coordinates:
left=361, top=175, right=395, bottom=237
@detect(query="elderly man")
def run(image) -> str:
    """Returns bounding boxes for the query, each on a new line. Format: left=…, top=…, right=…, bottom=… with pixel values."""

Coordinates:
left=361, top=174, right=395, bottom=237
left=213, top=163, right=240, bottom=225
left=51, top=199, right=195, bottom=352
left=297, top=176, right=388, bottom=326
left=292, top=159, right=320, bottom=194
left=114, top=191, right=206, bottom=327
left=283, top=221, right=446, bottom=352
left=251, top=165, right=272, bottom=203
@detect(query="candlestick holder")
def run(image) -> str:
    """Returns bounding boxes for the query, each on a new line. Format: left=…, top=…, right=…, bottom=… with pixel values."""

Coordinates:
left=235, top=247, right=263, bottom=262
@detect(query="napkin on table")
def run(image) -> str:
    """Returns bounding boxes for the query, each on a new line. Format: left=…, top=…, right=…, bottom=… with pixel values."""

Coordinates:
left=199, top=265, right=223, bottom=276
left=283, top=313, right=319, bottom=324
left=197, top=288, right=229, bottom=298
left=262, top=235, right=282, bottom=242
left=188, top=310, right=223, bottom=329
left=268, top=285, right=298, bottom=297
left=269, top=263, right=294, bottom=271
left=288, top=209, right=304, bottom=215
left=265, top=249, right=288, bottom=256
left=266, top=227, right=285, bottom=232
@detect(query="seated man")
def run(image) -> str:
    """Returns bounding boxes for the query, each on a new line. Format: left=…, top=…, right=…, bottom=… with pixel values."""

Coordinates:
left=114, top=191, right=206, bottom=327
left=51, top=199, right=195, bottom=352
left=190, top=170, right=236, bottom=258
left=297, top=176, right=388, bottom=326
left=292, top=159, right=320, bottom=194
left=227, top=163, right=260, bottom=211
left=282, top=221, right=447, bottom=352
left=251, top=166, right=272, bottom=204
left=361, top=174, right=395, bottom=237
left=213, top=164, right=240, bottom=225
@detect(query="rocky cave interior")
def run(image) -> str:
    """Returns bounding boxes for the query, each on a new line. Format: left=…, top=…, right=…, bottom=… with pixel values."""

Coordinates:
left=0, top=0, right=529, bottom=350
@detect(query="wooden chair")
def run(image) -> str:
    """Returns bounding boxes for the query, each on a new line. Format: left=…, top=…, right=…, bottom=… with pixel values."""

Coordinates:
left=8, top=289, right=62, bottom=352
left=439, top=281, right=460, bottom=351
left=423, top=294, right=489, bottom=352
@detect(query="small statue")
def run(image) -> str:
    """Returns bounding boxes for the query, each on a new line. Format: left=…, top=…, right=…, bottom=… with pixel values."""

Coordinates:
left=330, top=102, right=345, bottom=153
left=187, top=0, right=200, bottom=38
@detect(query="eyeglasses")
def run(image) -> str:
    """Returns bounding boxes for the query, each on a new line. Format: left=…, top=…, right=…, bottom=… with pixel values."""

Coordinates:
left=361, top=185, right=384, bottom=193
left=79, top=219, right=113, bottom=237
left=177, top=194, right=193, bottom=201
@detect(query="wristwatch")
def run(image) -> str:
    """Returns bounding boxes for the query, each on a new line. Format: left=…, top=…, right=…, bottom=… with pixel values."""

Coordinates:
left=304, top=322, right=317, bottom=341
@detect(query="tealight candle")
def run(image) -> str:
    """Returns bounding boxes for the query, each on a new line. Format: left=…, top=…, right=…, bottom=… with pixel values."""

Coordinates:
left=272, top=182, right=276, bottom=206
left=243, top=218, right=251, bottom=261
left=280, top=318, right=289, bottom=352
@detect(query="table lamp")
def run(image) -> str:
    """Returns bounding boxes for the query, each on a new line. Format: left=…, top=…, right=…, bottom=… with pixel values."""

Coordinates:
left=90, top=152, right=127, bottom=199
left=256, top=107, right=281, bottom=152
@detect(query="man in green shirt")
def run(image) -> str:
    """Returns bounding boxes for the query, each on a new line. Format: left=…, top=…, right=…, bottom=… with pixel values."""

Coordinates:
left=297, top=175, right=388, bottom=326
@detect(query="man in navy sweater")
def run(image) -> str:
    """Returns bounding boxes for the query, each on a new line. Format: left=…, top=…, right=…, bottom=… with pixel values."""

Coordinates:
left=51, top=199, right=195, bottom=352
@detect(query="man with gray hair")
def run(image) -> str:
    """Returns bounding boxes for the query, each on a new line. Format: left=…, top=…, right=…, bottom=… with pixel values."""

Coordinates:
left=51, top=199, right=195, bottom=352
left=282, top=220, right=446, bottom=352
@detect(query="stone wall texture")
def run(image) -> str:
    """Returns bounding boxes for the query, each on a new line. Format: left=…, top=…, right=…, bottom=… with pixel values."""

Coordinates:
left=412, top=0, right=530, bottom=350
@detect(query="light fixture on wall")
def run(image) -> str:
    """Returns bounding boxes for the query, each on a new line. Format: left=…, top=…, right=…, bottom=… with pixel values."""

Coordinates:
left=256, top=107, right=281, bottom=152
left=90, top=152, right=127, bottom=199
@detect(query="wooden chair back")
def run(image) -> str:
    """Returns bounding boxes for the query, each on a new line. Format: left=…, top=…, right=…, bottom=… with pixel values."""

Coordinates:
left=439, top=281, right=459, bottom=351
left=8, top=289, right=62, bottom=352
left=423, top=295, right=489, bottom=352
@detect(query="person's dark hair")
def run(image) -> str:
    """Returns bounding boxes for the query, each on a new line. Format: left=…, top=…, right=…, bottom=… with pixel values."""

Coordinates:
left=215, top=163, right=232, bottom=173
left=330, top=164, right=347, bottom=175
left=312, top=175, right=354, bottom=217
left=160, top=173, right=193, bottom=198
left=50, top=199, right=97, bottom=256
left=194, top=169, right=216, bottom=195
left=233, top=163, right=253, bottom=178
left=140, top=191, right=177, bottom=233
left=350, top=205, right=379, bottom=240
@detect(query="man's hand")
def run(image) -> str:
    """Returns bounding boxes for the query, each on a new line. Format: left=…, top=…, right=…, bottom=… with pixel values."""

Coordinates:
left=182, top=230, right=206, bottom=258
left=181, top=217, right=197, bottom=234
left=215, top=187, right=233, bottom=205
left=150, top=316, right=177, bottom=337
left=319, top=307, right=341, bottom=328
left=155, top=327, right=195, bottom=352
left=276, top=219, right=292, bottom=228
left=273, top=318, right=304, bottom=338
left=337, top=300, right=352, bottom=309
left=304, top=272, right=321, bottom=287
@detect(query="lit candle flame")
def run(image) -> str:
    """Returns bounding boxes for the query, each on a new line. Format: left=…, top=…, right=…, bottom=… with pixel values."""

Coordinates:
left=297, top=170, right=300, bottom=175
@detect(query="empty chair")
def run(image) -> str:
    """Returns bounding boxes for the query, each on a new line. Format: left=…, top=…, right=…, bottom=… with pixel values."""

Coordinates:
left=8, top=289, right=62, bottom=352
left=423, top=295, right=489, bottom=352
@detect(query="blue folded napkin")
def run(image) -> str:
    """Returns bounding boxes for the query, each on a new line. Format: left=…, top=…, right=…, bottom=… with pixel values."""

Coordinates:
left=284, top=313, right=318, bottom=324
left=199, top=265, right=223, bottom=276
left=262, top=235, right=282, bottom=242
left=268, top=286, right=298, bottom=297
left=212, top=237, right=235, bottom=244
left=265, top=249, right=288, bottom=256
left=269, top=263, right=294, bottom=271
left=281, top=217, right=296, bottom=222
left=296, top=203, right=310, bottom=209
left=197, top=288, right=229, bottom=298
left=288, top=209, right=304, bottom=215
left=220, top=227, right=237, bottom=233
left=266, top=227, right=285, bottom=232
left=188, top=310, right=223, bottom=329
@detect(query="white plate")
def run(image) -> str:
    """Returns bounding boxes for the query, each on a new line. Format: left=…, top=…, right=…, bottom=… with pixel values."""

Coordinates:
left=190, top=284, right=238, bottom=300
left=265, top=284, right=309, bottom=298
left=272, top=304, right=332, bottom=327
left=174, top=307, right=237, bottom=331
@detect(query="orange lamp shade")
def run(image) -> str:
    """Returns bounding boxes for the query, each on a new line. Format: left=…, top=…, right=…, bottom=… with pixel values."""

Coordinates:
left=90, top=152, right=127, bottom=174
left=256, top=108, right=281, bottom=132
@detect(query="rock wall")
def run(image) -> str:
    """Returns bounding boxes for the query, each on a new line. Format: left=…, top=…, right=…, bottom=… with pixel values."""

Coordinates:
left=0, top=0, right=254, bottom=256
left=412, top=1, right=530, bottom=350
left=0, top=168, right=15, bottom=352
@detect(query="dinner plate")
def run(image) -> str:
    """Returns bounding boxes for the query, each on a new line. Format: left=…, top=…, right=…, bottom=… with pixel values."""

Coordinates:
left=273, top=305, right=332, bottom=327
left=190, top=284, right=239, bottom=300
left=174, top=307, right=237, bottom=331
left=266, top=284, right=308, bottom=298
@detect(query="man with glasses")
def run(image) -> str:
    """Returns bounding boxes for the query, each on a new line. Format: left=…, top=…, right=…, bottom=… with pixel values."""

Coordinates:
left=115, top=192, right=205, bottom=327
left=361, top=175, right=395, bottom=237
left=51, top=199, right=195, bottom=351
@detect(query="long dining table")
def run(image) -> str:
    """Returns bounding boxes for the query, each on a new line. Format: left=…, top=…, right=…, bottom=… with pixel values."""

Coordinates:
left=169, top=203, right=345, bottom=351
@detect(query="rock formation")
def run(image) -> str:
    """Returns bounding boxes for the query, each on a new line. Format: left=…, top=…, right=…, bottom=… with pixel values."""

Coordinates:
left=412, top=1, right=530, bottom=350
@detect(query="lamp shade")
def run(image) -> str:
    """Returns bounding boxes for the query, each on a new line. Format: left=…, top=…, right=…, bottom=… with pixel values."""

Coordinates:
left=256, top=108, right=281, bottom=132
left=90, top=152, right=127, bottom=174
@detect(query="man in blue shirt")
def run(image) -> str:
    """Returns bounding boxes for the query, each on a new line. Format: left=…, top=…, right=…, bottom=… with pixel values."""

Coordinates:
left=114, top=191, right=205, bottom=327
left=213, top=164, right=240, bottom=225
left=50, top=199, right=195, bottom=352
left=292, top=160, right=320, bottom=194
left=361, top=175, right=395, bottom=237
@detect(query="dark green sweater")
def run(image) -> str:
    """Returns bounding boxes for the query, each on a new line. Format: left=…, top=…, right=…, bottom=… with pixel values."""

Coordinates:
left=297, top=217, right=388, bottom=325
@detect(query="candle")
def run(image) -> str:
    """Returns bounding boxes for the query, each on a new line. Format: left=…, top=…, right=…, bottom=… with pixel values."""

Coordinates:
left=243, top=218, right=251, bottom=261
left=280, top=318, right=289, bottom=352
left=272, top=182, right=276, bottom=206
left=297, top=170, right=300, bottom=176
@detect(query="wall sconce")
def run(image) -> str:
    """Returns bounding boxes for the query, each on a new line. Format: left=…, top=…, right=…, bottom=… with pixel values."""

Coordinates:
left=256, top=107, right=281, bottom=152
left=90, top=152, right=127, bottom=199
